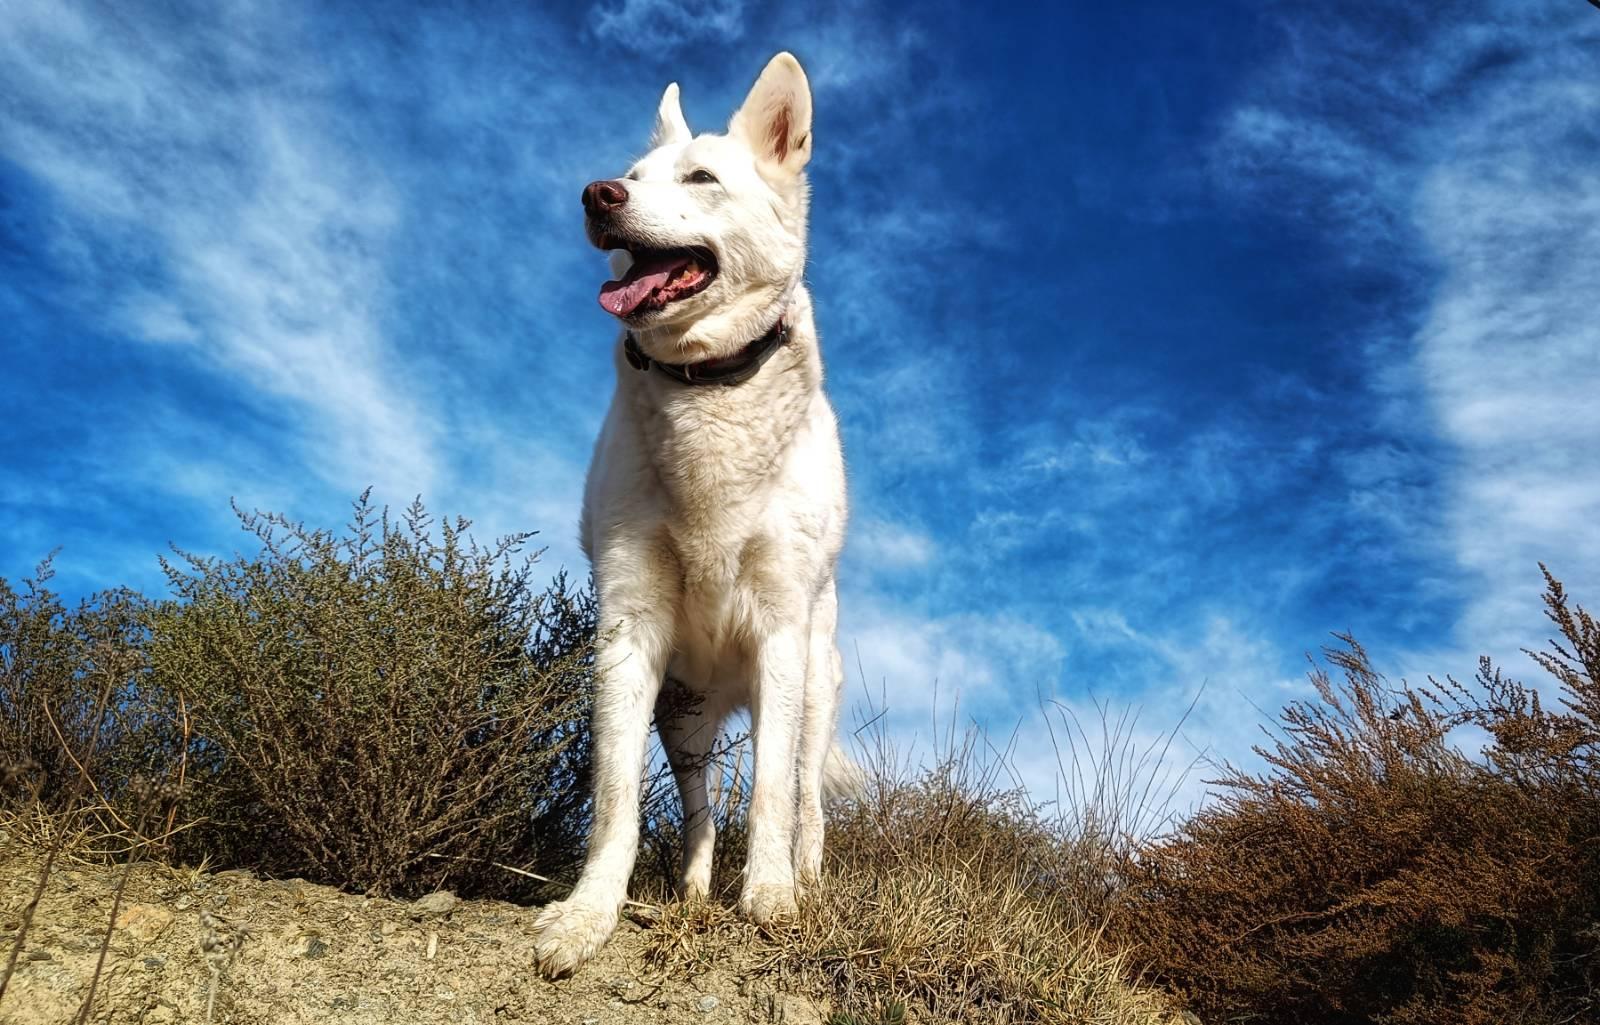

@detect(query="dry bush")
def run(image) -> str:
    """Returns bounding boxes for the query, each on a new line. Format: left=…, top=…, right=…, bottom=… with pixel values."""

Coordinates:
left=0, top=561, right=175, bottom=835
left=1118, top=567, right=1600, bottom=1025
left=144, top=492, right=596, bottom=898
left=0, top=564, right=188, bottom=1008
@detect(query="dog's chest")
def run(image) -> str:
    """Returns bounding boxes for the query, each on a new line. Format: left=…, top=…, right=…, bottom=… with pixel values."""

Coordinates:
left=646, top=386, right=802, bottom=516
left=658, top=499, right=782, bottom=685
left=643, top=388, right=810, bottom=663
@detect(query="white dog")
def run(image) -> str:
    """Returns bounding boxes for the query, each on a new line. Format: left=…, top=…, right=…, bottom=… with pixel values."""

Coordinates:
left=532, top=53, right=854, bottom=976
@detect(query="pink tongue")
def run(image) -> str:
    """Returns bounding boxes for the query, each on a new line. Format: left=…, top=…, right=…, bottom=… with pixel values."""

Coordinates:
left=599, top=251, right=692, bottom=317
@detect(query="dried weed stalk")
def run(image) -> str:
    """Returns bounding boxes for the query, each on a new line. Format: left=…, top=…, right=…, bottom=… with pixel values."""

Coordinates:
left=198, top=909, right=252, bottom=1025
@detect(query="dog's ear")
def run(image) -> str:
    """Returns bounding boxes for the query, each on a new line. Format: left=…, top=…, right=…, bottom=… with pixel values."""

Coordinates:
left=651, top=82, right=691, bottom=148
left=728, top=52, right=812, bottom=176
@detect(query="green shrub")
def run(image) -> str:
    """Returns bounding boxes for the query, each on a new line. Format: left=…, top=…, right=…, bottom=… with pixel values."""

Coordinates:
left=145, top=492, right=596, bottom=897
left=1117, top=568, right=1600, bottom=1025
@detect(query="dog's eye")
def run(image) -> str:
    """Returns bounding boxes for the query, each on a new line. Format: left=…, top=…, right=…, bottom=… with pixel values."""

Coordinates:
left=685, top=168, right=718, bottom=185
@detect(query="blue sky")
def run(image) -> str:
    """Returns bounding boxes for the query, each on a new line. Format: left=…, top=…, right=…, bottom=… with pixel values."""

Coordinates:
left=4, top=0, right=1598, bottom=809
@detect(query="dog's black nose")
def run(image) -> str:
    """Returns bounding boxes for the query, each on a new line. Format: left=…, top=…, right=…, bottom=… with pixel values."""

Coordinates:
left=583, top=180, right=628, bottom=216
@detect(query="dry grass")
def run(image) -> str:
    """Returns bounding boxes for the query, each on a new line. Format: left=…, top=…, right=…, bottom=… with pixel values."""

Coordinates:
left=777, top=737, right=1170, bottom=1025
left=0, top=802, right=105, bottom=867
left=639, top=897, right=749, bottom=977
left=0, top=560, right=171, bottom=835
left=631, top=720, right=1180, bottom=1025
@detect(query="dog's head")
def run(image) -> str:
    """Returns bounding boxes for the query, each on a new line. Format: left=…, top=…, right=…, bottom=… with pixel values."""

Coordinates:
left=583, top=53, right=812, bottom=355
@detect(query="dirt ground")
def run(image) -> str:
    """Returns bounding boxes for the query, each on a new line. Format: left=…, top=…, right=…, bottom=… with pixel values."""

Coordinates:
left=0, top=854, right=831, bottom=1025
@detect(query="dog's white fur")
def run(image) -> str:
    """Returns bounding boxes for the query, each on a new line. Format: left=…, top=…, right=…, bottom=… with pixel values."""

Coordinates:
left=532, top=53, right=852, bottom=976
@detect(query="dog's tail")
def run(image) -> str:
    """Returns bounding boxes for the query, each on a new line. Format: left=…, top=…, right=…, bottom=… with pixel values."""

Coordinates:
left=822, top=741, right=867, bottom=802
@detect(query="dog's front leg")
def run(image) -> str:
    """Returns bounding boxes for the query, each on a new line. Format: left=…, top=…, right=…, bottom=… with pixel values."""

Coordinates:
left=794, top=582, right=842, bottom=891
left=532, top=617, right=670, bottom=976
left=740, top=622, right=807, bottom=924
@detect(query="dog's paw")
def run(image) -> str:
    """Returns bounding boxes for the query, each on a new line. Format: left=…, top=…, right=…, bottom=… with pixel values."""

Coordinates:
left=678, top=871, right=711, bottom=902
left=531, top=898, right=618, bottom=977
left=739, top=882, right=798, bottom=926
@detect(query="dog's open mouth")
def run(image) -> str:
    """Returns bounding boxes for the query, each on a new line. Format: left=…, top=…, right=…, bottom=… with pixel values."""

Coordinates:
left=596, top=241, right=718, bottom=319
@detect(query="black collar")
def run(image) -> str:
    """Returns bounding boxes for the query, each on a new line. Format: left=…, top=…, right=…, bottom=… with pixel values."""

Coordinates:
left=624, top=316, right=790, bottom=387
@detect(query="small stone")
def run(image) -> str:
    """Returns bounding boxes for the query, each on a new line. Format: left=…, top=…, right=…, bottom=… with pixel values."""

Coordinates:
left=302, top=935, right=330, bottom=959
left=380, top=921, right=398, bottom=936
left=143, top=956, right=166, bottom=971
left=695, top=995, right=721, bottom=1014
left=116, top=903, right=174, bottom=943
left=25, top=949, right=51, bottom=962
left=412, top=891, right=458, bottom=918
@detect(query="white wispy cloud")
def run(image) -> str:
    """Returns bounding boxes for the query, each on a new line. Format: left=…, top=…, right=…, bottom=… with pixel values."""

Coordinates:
left=973, top=411, right=1313, bottom=564
left=1214, top=1, right=1600, bottom=680
left=839, top=596, right=1067, bottom=749
left=0, top=1, right=434, bottom=499
left=1414, top=105, right=1600, bottom=661
left=848, top=518, right=936, bottom=569
left=592, top=0, right=746, bottom=54
left=1213, top=103, right=1409, bottom=258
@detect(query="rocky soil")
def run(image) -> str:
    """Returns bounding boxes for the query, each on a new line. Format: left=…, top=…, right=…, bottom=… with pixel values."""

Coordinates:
left=0, top=854, right=829, bottom=1025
